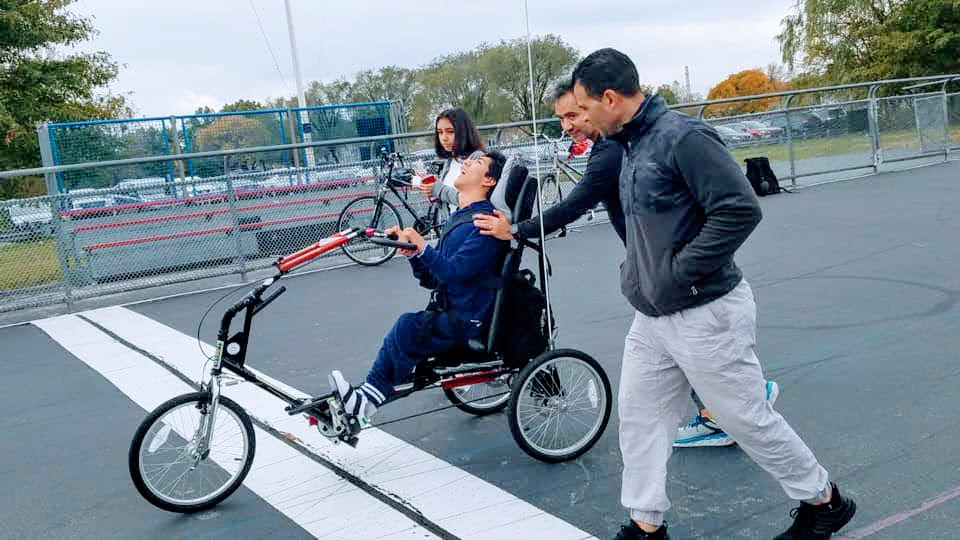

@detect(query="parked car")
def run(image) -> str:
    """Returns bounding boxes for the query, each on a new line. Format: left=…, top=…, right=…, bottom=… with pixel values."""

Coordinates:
left=714, top=125, right=752, bottom=144
left=68, top=194, right=143, bottom=217
left=725, top=122, right=764, bottom=139
left=739, top=120, right=784, bottom=138
left=766, top=114, right=821, bottom=137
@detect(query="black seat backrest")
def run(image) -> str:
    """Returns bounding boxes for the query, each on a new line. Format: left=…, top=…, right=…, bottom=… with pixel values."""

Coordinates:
left=483, top=166, right=537, bottom=351
left=503, top=163, right=535, bottom=222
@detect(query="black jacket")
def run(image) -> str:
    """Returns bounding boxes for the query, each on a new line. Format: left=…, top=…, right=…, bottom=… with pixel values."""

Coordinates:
left=517, top=138, right=625, bottom=244
left=610, top=95, right=762, bottom=316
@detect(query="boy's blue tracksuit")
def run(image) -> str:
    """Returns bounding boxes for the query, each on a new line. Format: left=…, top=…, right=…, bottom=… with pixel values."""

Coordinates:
left=363, top=200, right=507, bottom=404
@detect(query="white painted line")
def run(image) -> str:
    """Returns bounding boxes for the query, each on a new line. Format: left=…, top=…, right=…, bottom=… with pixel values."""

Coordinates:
left=80, top=305, right=596, bottom=540
left=33, top=314, right=439, bottom=540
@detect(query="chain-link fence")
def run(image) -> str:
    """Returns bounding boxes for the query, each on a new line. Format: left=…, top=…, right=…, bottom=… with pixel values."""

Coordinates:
left=3, top=77, right=959, bottom=317
left=948, top=92, right=960, bottom=147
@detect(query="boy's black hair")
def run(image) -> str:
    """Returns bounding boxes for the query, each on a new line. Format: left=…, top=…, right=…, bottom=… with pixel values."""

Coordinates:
left=485, top=150, right=507, bottom=181
left=482, top=150, right=508, bottom=200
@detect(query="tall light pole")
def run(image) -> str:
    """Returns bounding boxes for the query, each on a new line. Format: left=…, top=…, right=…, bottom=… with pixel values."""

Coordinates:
left=284, top=0, right=316, bottom=170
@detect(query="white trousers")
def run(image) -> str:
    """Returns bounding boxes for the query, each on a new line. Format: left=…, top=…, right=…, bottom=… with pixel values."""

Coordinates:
left=619, top=279, right=830, bottom=525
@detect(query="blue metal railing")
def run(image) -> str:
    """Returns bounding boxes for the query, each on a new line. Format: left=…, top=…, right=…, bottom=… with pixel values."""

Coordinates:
left=46, top=102, right=397, bottom=193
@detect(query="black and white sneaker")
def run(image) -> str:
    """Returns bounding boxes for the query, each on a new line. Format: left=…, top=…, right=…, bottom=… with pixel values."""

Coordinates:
left=775, top=483, right=857, bottom=539
left=613, top=521, right=669, bottom=540
left=328, top=370, right=382, bottom=429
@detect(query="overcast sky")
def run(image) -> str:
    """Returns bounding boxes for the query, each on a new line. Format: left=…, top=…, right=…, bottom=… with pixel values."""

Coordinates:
left=69, top=0, right=796, bottom=117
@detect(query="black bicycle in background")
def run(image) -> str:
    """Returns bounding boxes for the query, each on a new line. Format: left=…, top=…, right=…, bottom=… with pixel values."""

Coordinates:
left=335, top=149, right=449, bottom=266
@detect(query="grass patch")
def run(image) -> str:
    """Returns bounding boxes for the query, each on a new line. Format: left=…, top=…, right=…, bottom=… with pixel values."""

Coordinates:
left=0, top=239, right=62, bottom=291
left=728, top=129, right=947, bottom=166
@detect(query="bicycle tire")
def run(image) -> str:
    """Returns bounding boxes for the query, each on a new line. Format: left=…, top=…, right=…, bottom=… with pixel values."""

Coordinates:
left=129, top=392, right=255, bottom=513
left=508, top=349, right=611, bottom=463
left=336, top=196, right=404, bottom=266
left=539, top=174, right=562, bottom=206
left=443, top=375, right=511, bottom=416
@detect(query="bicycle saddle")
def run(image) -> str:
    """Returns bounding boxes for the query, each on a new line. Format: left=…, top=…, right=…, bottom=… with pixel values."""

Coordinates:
left=392, top=168, right=414, bottom=182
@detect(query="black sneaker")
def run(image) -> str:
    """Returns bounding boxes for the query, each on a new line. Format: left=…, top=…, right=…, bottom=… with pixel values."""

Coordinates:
left=613, top=521, right=669, bottom=540
left=775, top=483, right=857, bottom=539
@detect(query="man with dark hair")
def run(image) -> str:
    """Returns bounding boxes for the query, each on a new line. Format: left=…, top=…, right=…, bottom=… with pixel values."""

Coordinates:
left=571, top=48, right=856, bottom=540
left=474, top=77, right=625, bottom=245
left=475, top=79, right=779, bottom=450
left=329, top=151, right=509, bottom=427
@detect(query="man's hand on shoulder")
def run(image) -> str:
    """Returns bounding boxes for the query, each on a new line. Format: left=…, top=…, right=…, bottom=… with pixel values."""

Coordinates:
left=473, top=209, right=514, bottom=241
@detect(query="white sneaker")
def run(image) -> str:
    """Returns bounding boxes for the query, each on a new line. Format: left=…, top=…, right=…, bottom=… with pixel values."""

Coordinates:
left=674, top=416, right=734, bottom=447
left=674, top=380, right=781, bottom=448
left=766, top=380, right=780, bottom=407
left=328, top=370, right=380, bottom=426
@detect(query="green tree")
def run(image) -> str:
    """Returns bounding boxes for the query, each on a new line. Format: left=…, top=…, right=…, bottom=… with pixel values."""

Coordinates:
left=874, top=1, right=960, bottom=79
left=0, top=0, right=128, bottom=197
left=220, top=99, right=265, bottom=113
left=352, top=66, right=417, bottom=104
left=655, top=84, right=679, bottom=105
left=481, top=35, right=579, bottom=121
left=778, top=0, right=960, bottom=84
left=417, top=50, right=506, bottom=125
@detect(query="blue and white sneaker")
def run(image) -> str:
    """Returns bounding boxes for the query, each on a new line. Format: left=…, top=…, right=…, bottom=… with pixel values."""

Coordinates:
left=329, top=370, right=382, bottom=428
left=673, top=415, right=734, bottom=447
left=766, top=379, right=780, bottom=405
left=674, top=380, right=780, bottom=448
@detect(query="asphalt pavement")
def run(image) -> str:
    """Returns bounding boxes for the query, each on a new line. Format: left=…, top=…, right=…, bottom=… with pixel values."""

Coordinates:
left=2, top=160, right=958, bottom=539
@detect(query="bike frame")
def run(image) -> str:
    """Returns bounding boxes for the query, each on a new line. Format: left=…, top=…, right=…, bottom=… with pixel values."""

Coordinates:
left=369, top=151, right=446, bottom=237
left=198, top=225, right=509, bottom=445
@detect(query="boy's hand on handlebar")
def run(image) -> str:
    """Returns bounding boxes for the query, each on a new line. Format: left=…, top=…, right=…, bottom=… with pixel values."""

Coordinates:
left=474, top=209, right=513, bottom=240
left=385, top=226, right=425, bottom=256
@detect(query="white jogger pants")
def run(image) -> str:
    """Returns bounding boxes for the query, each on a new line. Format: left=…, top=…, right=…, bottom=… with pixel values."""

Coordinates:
left=619, top=279, right=830, bottom=525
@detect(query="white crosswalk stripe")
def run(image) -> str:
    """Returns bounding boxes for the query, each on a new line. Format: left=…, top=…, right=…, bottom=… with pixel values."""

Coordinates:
left=36, top=306, right=596, bottom=540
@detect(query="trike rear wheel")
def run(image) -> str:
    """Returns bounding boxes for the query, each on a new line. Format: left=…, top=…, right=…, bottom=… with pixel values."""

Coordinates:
left=508, top=349, right=611, bottom=462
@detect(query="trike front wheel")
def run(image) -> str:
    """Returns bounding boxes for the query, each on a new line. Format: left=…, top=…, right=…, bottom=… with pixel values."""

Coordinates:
left=129, top=392, right=256, bottom=513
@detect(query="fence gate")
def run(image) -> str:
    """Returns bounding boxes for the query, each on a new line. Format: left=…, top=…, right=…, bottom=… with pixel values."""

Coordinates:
left=914, top=95, right=949, bottom=153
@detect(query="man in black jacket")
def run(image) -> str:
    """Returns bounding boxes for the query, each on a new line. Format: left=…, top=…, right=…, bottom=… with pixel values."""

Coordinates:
left=474, top=78, right=625, bottom=244
left=571, top=49, right=856, bottom=540
left=475, top=78, right=779, bottom=450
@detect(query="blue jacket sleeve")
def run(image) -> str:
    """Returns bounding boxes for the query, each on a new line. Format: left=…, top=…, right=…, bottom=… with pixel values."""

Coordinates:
left=409, top=256, right=438, bottom=289
left=417, top=228, right=504, bottom=284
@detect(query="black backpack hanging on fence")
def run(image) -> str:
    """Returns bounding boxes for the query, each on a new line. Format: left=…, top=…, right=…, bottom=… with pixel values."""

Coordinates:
left=744, top=157, right=782, bottom=196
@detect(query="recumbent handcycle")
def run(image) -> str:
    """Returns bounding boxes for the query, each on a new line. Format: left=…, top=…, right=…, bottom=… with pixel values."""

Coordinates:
left=127, top=164, right=612, bottom=513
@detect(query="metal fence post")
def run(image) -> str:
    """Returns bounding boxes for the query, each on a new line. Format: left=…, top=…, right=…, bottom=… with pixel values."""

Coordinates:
left=286, top=107, right=302, bottom=172
left=169, top=115, right=186, bottom=181
left=868, top=85, right=882, bottom=173
left=942, top=81, right=952, bottom=161
left=784, top=95, right=797, bottom=185
left=37, top=122, right=74, bottom=310
left=223, top=156, right=247, bottom=281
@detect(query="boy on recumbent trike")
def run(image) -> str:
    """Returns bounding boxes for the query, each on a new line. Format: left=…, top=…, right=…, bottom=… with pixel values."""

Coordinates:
left=325, top=150, right=509, bottom=431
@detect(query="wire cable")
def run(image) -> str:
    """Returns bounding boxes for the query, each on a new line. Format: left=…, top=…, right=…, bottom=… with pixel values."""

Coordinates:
left=250, top=0, right=293, bottom=97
